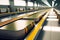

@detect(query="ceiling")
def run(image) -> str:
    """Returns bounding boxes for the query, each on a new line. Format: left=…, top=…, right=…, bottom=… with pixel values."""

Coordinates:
left=26, top=0, right=60, bottom=7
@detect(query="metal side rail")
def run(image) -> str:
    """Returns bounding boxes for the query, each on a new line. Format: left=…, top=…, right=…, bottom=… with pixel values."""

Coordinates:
left=25, top=9, right=49, bottom=40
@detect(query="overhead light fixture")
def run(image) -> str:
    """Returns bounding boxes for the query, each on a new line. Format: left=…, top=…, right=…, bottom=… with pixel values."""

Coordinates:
left=14, top=0, right=26, bottom=6
left=52, top=1, right=55, bottom=7
left=28, top=2, right=33, bottom=6
left=55, top=3, right=58, bottom=6
left=0, top=0, right=10, bottom=5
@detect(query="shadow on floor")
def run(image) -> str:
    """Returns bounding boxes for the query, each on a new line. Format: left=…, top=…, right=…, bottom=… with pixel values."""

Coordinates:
left=34, top=29, right=45, bottom=40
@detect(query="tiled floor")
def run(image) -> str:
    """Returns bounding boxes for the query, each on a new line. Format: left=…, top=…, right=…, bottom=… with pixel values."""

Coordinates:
left=36, top=9, right=60, bottom=40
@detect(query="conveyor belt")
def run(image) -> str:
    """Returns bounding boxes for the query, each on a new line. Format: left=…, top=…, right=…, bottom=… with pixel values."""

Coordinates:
left=36, top=8, right=60, bottom=40
left=0, top=9, right=49, bottom=40
left=0, top=9, right=48, bottom=27
left=0, top=11, right=39, bottom=27
left=0, top=9, right=48, bottom=40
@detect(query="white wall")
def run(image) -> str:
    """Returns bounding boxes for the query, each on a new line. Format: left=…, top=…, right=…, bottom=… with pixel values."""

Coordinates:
left=0, top=0, right=10, bottom=5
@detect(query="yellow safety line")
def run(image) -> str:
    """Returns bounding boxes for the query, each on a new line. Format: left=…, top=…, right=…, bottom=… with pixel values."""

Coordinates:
left=25, top=9, right=49, bottom=40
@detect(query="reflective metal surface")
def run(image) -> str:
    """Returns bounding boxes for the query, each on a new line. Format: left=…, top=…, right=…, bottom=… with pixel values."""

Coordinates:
left=0, top=20, right=34, bottom=31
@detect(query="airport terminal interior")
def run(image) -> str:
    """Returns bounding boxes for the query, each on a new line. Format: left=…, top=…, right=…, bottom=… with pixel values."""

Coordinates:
left=0, top=0, right=60, bottom=40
